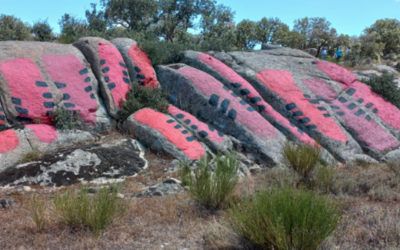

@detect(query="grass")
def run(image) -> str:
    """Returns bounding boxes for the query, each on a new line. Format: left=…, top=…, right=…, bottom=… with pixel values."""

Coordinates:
left=283, top=143, right=321, bottom=187
left=118, top=84, right=169, bottom=122
left=180, top=153, right=239, bottom=210
left=19, top=150, right=42, bottom=164
left=53, top=186, right=126, bottom=235
left=229, top=187, right=340, bottom=250
left=313, top=164, right=336, bottom=193
left=28, top=195, right=47, bottom=231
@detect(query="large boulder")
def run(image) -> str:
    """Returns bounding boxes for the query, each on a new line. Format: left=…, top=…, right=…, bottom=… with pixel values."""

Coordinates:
left=74, top=37, right=133, bottom=118
left=124, top=108, right=207, bottom=161
left=112, top=38, right=159, bottom=88
left=168, top=105, right=233, bottom=153
left=157, top=64, right=288, bottom=165
left=211, top=49, right=378, bottom=162
left=0, top=139, right=147, bottom=186
left=182, top=51, right=315, bottom=146
left=0, top=41, right=110, bottom=129
left=0, top=125, right=95, bottom=172
left=315, top=61, right=400, bottom=158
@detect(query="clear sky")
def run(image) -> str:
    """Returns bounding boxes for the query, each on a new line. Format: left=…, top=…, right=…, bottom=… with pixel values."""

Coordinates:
left=0, top=0, right=399, bottom=35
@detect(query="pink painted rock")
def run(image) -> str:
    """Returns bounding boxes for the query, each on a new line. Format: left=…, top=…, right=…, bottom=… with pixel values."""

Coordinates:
left=157, top=64, right=287, bottom=165
left=124, top=108, right=207, bottom=161
left=211, top=50, right=369, bottom=162
left=74, top=37, right=132, bottom=118
left=112, top=38, right=159, bottom=88
left=183, top=51, right=316, bottom=146
left=168, top=105, right=233, bottom=152
left=0, top=41, right=110, bottom=128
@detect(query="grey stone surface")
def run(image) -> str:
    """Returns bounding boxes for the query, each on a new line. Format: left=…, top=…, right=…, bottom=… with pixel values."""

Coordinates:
left=134, top=178, right=183, bottom=197
left=0, top=139, right=147, bottom=186
left=0, top=127, right=95, bottom=172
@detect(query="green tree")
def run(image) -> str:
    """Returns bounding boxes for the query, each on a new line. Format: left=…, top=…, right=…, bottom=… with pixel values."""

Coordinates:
left=155, top=0, right=202, bottom=42
left=85, top=3, right=107, bottom=33
left=32, top=20, right=54, bottom=41
left=199, top=2, right=236, bottom=51
left=293, top=17, right=337, bottom=55
left=282, top=30, right=306, bottom=49
left=101, top=0, right=158, bottom=32
left=0, top=15, right=31, bottom=41
left=235, top=19, right=258, bottom=50
left=364, top=19, right=400, bottom=55
left=360, top=31, right=385, bottom=62
left=256, top=17, right=290, bottom=45
left=58, top=14, right=89, bottom=43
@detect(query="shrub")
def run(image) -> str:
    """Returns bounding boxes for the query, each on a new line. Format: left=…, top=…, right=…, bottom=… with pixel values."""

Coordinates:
left=181, top=153, right=239, bottom=210
left=229, top=188, right=340, bottom=250
left=29, top=195, right=47, bottom=231
left=366, top=72, right=400, bottom=109
left=53, top=186, right=126, bottom=235
left=283, top=143, right=321, bottom=187
left=139, top=40, right=194, bottom=66
left=118, top=84, right=169, bottom=122
left=50, top=108, right=83, bottom=130
left=19, top=150, right=42, bottom=164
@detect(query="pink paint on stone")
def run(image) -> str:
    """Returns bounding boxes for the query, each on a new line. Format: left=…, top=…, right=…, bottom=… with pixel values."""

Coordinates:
left=128, top=44, right=159, bottom=88
left=350, top=81, right=400, bottom=130
left=133, top=108, right=206, bottom=160
left=198, top=52, right=251, bottom=93
left=303, top=78, right=339, bottom=101
left=197, top=52, right=315, bottom=145
left=0, top=58, right=52, bottom=123
left=178, top=66, right=278, bottom=140
left=331, top=99, right=399, bottom=152
left=26, top=124, right=58, bottom=144
left=98, top=41, right=131, bottom=108
left=257, top=69, right=348, bottom=143
left=0, top=129, right=19, bottom=153
left=168, top=105, right=225, bottom=144
left=43, top=54, right=98, bottom=123
left=316, top=61, right=357, bottom=86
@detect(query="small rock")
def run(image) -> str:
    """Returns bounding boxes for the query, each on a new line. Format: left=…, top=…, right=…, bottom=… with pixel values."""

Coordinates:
left=0, top=198, right=15, bottom=209
left=163, top=177, right=181, bottom=185
left=133, top=178, right=184, bottom=197
left=249, top=165, right=262, bottom=174
left=23, top=186, right=32, bottom=192
left=117, top=193, right=125, bottom=199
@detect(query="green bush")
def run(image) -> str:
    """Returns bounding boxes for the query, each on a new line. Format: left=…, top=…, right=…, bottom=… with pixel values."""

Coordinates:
left=181, top=153, right=239, bottom=210
left=53, top=186, right=126, bottom=235
left=229, top=188, right=340, bottom=250
left=50, top=108, right=83, bottom=130
left=366, top=72, right=400, bottom=109
left=118, top=84, right=169, bottom=122
left=139, top=40, right=194, bottom=66
left=283, top=143, right=321, bottom=186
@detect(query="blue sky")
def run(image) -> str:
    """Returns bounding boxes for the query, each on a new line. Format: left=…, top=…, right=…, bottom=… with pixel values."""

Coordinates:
left=0, top=0, right=399, bottom=35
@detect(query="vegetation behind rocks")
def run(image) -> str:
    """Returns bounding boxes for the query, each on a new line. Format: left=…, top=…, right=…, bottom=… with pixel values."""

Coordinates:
left=1, top=1, right=400, bottom=67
